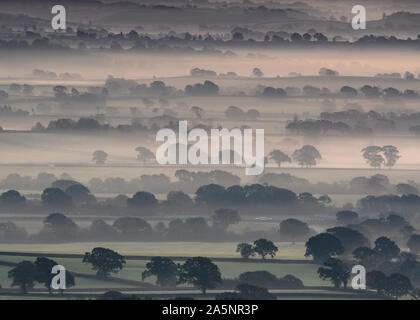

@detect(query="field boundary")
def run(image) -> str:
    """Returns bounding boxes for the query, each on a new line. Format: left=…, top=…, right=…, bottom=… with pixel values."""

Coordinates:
left=0, top=251, right=315, bottom=264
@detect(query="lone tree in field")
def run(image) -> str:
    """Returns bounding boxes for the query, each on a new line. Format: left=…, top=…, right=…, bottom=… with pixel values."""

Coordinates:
left=279, top=218, right=310, bottom=244
left=83, top=247, right=125, bottom=277
left=142, top=257, right=178, bottom=287
left=191, top=106, right=205, bottom=119
left=8, top=261, right=36, bottom=293
left=269, top=150, right=291, bottom=167
left=382, top=145, right=400, bottom=168
left=236, top=243, right=255, bottom=259
left=211, top=208, right=241, bottom=230
left=178, top=257, right=222, bottom=294
left=253, top=238, right=278, bottom=259
left=92, top=150, right=108, bottom=164
left=135, top=146, right=155, bottom=163
left=361, top=146, right=384, bottom=168
left=318, top=258, right=350, bottom=288
left=305, top=233, right=344, bottom=263
left=362, top=145, right=400, bottom=169
left=252, top=67, right=264, bottom=78
left=292, top=145, right=321, bottom=167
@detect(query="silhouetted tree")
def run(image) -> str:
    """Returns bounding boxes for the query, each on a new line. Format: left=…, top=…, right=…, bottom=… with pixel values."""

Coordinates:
left=269, top=150, right=291, bottom=167
left=374, top=237, right=400, bottom=260
left=8, top=261, right=36, bottom=293
left=0, top=190, right=26, bottom=207
left=34, top=257, right=75, bottom=294
left=340, top=86, right=357, bottom=98
left=225, top=106, right=246, bottom=120
left=83, top=247, right=125, bottom=277
left=326, top=227, right=370, bottom=256
left=252, top=68, right=263, bottom=77
left=41, top=188, right=73, bottom=209
left=191, top=106, right=205, bottom=119
left=383, top=273, right=413, bottom=299
left=236, top=243, right=255, bottom=259
left=127, top=191, right=158, bottom=214
left=362, top=146, right=384, bottom=168
left=279, top=218, right=310, bottom=244
left=253, top=238, right=278, bottom=259
left=366, top=270, right=387, bottom=294
left=92, top=150, right=108, bottom=164
left=43, top=213, right=78, bottom=240
left=395, top=183, right=418, bottom=195
left=178, top=257, right=222, bottom=294
left=292, top=145, right=321, bottom=167
left=113, top=217, right=152, bottom=237
left=305, top=233, right=344, bottom=263
left=65, top=184, right=96, bottom=205
left=382, top=145, right=400, bottom=168
left=318, top=258, right=350, bottom=288
left=142, top=257, right=178, bottom=287
left=135, top=147, right=155, bottom=163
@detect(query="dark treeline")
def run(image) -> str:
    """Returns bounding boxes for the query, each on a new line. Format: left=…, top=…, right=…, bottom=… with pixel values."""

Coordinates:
left=2, top=171, right=420, bottom=197
left=259, top=173, right=420, bottom=196
left=3, top=25, right=420, bottom=53
left=286, top=108, right=420, bottom=136
left=262, top=83, right=420, bottom=101
left=0, top=170, right=241, bottom=194
left=304, top=211, right=420, bottom=291
left=0, top=211, right=315, bottom=243
left=0, top=180, right=333, bottom=216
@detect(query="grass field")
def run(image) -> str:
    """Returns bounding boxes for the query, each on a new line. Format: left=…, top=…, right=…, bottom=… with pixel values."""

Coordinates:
left=0, top=241, right=308, bottom=259
left=0, top=241, right=319, bottom=293
left=0, top=241, right=390, bottom=300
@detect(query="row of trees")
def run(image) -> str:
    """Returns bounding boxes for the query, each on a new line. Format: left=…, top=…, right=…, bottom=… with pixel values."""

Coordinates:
left=93, top=145, right=323, bottom=168
left=6, top=248, right=221, bottom=295
left=236, top=239, right=279, bottom=259
left=268, top=144, right=400, bottom=169
left=7, top=246, right=304, bottom=299
left=316, top=257, right=415, bottom=299
left=0, top=183, right=333, bottom=218
left=262, top=84, right=420, bottom=100
left=83, top=248, right=221, bottom=295
left=362, top=145, right=400, bottom=169
left=269, top=145, right=321, bottom=168
left=8, top=257, right=74, bottom=294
